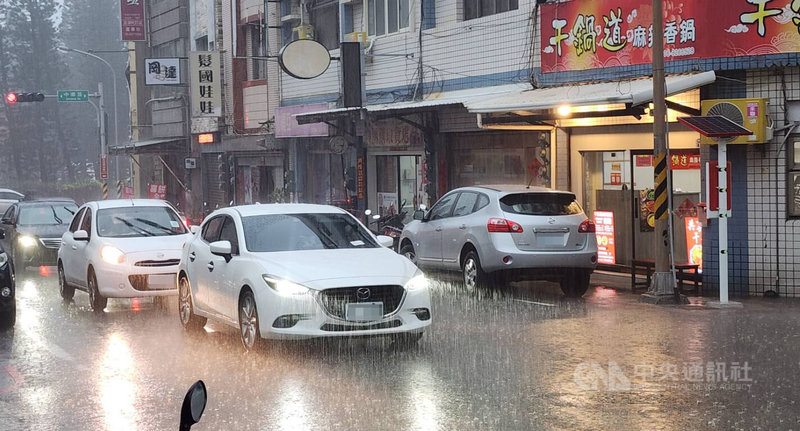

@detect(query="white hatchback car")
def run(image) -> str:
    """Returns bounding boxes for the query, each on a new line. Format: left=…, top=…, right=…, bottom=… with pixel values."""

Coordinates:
left=177, top=204, right=432, bottom=350
left=58, top=199, right=192, bottom=312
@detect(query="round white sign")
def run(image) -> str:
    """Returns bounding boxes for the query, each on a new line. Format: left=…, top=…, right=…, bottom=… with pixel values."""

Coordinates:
left=279, top=39, right=331, bottom=80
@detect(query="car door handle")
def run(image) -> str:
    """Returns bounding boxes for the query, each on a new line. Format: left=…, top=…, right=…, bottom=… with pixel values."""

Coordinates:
left=459, top=224, right=467, bottom=230
left=189, top=252, right=196, bottom=262
left=435, top=226, right=443, bottom=232
left=207, top=262, right=214, bottom=271
left=71, top=245, right=78, bottom=250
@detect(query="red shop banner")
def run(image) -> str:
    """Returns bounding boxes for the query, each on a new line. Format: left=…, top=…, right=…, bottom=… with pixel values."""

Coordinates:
left=541, top=0, right=800, bottom=73
left=669, top=149, right=700, bottom=170
left=147, top=183, right=167, bottom=200
left=593, top=210, right=616, bottom=265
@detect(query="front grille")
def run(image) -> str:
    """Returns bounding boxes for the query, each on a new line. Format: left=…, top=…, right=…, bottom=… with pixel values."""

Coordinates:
left=317, top=285, right=405, bottom=319
left=320, top=319, right=402, bottom=332
left=135, top=259, right=180, bottom=267
left=40, top=238, right=61, bottom=249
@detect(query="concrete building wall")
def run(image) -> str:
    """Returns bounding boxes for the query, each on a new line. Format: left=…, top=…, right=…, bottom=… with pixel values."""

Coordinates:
left=281, top=0, right=538, bottom=105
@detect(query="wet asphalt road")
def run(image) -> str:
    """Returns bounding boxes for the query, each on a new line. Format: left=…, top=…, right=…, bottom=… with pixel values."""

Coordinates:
left=2, top=272, right=800, bottom=431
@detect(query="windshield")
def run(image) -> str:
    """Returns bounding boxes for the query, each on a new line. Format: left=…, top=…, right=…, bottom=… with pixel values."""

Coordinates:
left=500, top=193, right=583, bottom=216
left=18, top=203, right=78, bottom=225
left=97, top=206, right=187, bottom=238
left=242, top=213, right=378, bottom=252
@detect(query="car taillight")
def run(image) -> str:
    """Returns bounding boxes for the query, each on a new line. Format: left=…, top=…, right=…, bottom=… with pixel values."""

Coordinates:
left=487, top=218, right=524, bottom=233
left=578, top=219, right=595, bottom=233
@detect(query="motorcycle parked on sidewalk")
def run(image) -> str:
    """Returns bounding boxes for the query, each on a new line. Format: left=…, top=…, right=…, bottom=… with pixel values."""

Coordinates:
left=364, top=200, right=408, bottom=251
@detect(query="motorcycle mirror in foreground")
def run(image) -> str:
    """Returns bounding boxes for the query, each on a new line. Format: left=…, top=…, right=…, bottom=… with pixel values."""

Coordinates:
left=180, top=380, right=207, bottom=431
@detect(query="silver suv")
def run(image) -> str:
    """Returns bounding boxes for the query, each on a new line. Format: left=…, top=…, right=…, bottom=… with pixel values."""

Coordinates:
left=398, top=185, right=598, bottom=297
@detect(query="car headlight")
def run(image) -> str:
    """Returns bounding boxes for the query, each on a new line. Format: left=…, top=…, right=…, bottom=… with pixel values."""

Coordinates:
left=263, top=275, right=310, bottom=296
left=405, top=270, right=429, bottom=291
left=17, top=235, right=38, bottom=248
left=0, top=252, right=7, bottom=268
left=100, top=245, right=125, bottom=265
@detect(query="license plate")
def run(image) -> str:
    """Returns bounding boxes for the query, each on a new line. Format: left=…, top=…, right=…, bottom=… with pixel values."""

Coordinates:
left=345, top=302, right=384, bottom=322
left=147, top=274, right=176, bottom=290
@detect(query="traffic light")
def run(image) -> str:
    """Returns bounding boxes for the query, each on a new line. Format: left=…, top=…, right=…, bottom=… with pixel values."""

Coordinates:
left=5, top=92, right=45, bottom=104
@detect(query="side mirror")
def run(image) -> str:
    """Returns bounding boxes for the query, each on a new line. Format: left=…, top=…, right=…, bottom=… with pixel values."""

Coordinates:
left=179, top=380, right=207, bottom=431
left=413, top=210, right=425, bottom=221
left=210, top=240, right=232, bottom=261
left=376, top=235, right=394, bottom=248
left=1, top=219, right=11, bottom=225
left=364, top=209, right=372, bottom=216
left=190, top=225, right=201, bottom=235
left=73, top=230, right=89, bottom=241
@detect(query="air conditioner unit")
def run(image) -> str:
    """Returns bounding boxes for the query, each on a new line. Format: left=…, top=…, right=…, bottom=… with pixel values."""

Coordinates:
left=699, top=98, right=773, bottom=145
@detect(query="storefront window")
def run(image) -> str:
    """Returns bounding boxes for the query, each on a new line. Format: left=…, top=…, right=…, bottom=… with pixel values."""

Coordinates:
left=450, top=131, right=551, bottom=189
left=376, top=155, right=421, bottom=221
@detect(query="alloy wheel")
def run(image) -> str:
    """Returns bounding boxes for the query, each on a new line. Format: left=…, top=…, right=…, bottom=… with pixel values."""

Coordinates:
left=463, top=258, right=478, bottom=290
left=179, top=277, right=192, bottom=325
left=239, top=294, right=258, bottom=349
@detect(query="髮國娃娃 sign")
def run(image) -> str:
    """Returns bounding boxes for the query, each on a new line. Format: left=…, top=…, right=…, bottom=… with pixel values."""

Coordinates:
left=541, top=0, right=800, bottom=73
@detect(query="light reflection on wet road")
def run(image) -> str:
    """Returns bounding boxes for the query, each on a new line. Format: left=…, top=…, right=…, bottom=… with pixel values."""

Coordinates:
left=2, top=272, right=800, bottom=430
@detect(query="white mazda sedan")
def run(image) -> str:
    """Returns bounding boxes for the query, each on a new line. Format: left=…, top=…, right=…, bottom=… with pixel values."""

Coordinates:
left=177, top=204, right=432, bottom=350
left=58, top=199, right=192, bottom=312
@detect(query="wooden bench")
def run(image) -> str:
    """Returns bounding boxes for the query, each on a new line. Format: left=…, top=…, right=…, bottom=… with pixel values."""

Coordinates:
left=631, top=258, right=701, bottom=294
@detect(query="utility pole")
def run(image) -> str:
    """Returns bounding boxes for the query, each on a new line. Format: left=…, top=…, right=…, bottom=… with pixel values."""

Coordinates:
left=642, top=0, right=684, bottom=304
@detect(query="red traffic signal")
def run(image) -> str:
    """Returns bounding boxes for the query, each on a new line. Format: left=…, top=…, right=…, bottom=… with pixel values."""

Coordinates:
left=5, top=92, right=45, bottom=103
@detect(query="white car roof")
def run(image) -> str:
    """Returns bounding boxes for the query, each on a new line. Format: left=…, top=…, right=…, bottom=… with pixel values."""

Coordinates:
left=89, top=199, right=175, bottom=210
left=458, top=185, right=574, bottom=195
left=232, top=203, right=348, bottom=217
left=0, top=188, right=24, bottom=197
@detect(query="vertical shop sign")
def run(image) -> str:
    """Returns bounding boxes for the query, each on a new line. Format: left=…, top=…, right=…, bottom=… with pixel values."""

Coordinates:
left=685, top=217, right=703, bottom=272
left=593, top=211, right=616, bottom=265
left=357, top=157, right=365, bottom=200
left=120, top=0, right=146, bottom=41
left=190, top=51, right=222, bottom=117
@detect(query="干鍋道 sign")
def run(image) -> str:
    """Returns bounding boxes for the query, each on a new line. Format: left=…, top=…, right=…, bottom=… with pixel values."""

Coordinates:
left=541, top=0, right=800, bottom=73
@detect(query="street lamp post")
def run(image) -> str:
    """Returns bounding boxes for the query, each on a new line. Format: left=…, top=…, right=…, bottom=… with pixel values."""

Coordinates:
left=58, top=46, right=121, bottom=181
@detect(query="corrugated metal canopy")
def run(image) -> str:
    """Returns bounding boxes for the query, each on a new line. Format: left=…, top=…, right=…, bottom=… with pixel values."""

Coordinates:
left=465, top=71, right=716, bottom=114
left=293, top=83, right=531, bottom=124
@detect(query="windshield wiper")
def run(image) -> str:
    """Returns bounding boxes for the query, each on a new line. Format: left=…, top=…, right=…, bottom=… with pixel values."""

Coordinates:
left=63, top=206, right=76, bottom=215
left=113, top=216, right=154, bottom=236
left=133, top=218, right=176, bottom=235
left=314, top=223, right=339, bottom=249
left=50, top=206, right=63, bottom=225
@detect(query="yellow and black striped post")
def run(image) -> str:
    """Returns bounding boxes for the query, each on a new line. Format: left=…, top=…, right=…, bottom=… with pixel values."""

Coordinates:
left=102, top=183, right=108, bottom=200
left=654, top=154, right=669, bottom=220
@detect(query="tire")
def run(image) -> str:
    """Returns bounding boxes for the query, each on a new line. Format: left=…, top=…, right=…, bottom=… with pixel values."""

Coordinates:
left=399, top=243, right=417, bottom=264
left=392, top=332, right=422, bottom=350
left=178, top=275, right=206, bottom=331
left=560, top=271, right=590, bottom=298
left=58, top=263, right=75, bottom=301
left=0, top=299, right=15, bottom=330
left=462, top=250, right=491, bottom=290
left=238, top=289, right=263, bottom=351
left=87, top=270, right=107, bottom=313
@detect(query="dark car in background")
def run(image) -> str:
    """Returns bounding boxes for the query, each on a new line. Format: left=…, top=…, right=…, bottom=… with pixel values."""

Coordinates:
left=0, top=199, right=79, bottom=271
left=0, top=240, right=14, bottom=329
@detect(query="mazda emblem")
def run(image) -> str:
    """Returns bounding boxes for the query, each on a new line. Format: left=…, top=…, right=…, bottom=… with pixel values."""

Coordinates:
left=356, top=287, right=371, bottom=300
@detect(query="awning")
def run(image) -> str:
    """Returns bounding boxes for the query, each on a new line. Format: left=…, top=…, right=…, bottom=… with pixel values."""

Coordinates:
left=465, top=71, right=716, bottom=114
left=109, top=136, right=186, bottom=155
left=294, top=83, right=531, bottom=125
